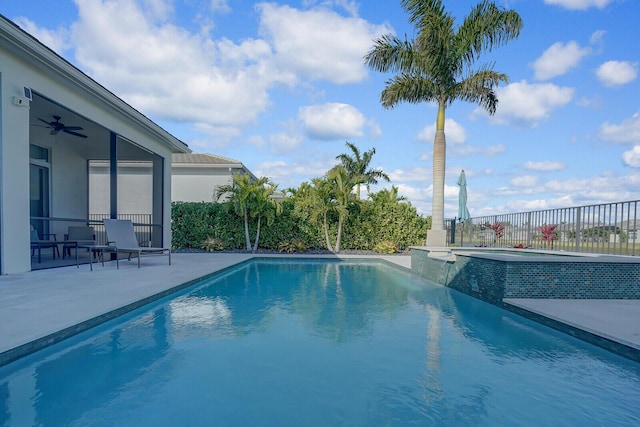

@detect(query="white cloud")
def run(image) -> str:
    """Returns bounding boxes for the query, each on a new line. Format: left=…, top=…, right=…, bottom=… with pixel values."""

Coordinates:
left=444, top=182, right=460, bottom=199
left=210, top=0, right=231, bottom=13
left=542, top=172, right=640, bottom=204
left=254, top=158, right=337, bottom=188
left=543, top=0, right=614, bottom=10
left=468, top=169, right=640, bottom=217
left=387, top=167, right=431, bottom=183
left=268, top=132, right=304, bottom=154
left=523, top=161, right=565, bottom=171
left=246, top=135, right=266, bottom=147
left=71, top=0, right=278, bottom=133
left=589, top=30, right=606, bottom=45
left=254, top=160, right=298, bottom=187
left=419, top=120, right=506, bottom=159
left=485, top=145, right=507, bottom=156
left=14, top=17, right=70, bottom=54
left=395, top=184, right=430, bottom=214
left=418, top=118, right=467, bottom=144
left=366, top=119, right=383, bottom=139
left=511, top=175, right=539, bottom=187
left=622, top=146, right=640, bottom=168
left=595, top=61, right=638, bottom=87
left=190, top=123, right=243, bottom=149
left=256, top=3, right=392, bottom=84
left=139, top=0, right=174, bottom=21
left=477, top=80, right=574, bottom=127
left=298, top=103, right=366, bottom=140
left=31, top=0, right=390, bottom=149
left=532, top=41, right=590, bottom=80
left=598, top=111, right=640, bottom=145
left=576, top=95, right=603, bottom=109
left=504, top=196, right=571, bottom=212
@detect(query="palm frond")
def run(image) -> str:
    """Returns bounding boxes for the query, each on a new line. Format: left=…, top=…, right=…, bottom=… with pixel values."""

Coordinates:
left=456, top=0, right=523, bottom=64
left=450, top=67, right=507, bottom=114
left=364, top=34, right=416, bottom=74
left=381, top=73, right=440, bottom=107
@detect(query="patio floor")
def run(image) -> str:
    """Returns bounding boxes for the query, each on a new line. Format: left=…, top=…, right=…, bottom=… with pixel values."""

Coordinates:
left=1, top=252, right=639, bottom=366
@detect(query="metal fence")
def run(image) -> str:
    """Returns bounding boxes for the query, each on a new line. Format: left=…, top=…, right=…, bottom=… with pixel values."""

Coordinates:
left=446, top=200, right=640, bottom=256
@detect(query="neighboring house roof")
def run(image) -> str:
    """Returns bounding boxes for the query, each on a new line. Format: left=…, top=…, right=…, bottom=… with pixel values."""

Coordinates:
left=172, top=153, right=243, bottom=166
left=172, top=153, right=257, bottom=180
left=0, top=14, right=190, bottom=154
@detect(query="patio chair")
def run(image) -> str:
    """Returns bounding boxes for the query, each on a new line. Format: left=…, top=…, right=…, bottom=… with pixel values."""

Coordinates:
left=103, top=219, right=171, bottom=268
left=30, top=226, right=60, bottom=263
left=62, top=226, right=96, bottom=259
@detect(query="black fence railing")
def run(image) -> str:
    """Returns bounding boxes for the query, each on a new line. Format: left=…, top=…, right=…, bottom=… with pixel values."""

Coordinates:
left=29, top=214, right=159, bottom=269
left=445, top=200, right=640, bottom=256
left=31, top=214, right=156, bottom=245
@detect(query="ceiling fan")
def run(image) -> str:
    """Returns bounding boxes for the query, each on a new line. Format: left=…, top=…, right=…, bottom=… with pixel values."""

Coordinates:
left=37, top=115, right=87, bottom=138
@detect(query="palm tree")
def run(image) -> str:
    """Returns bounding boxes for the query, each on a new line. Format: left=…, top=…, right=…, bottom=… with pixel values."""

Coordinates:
left=326, top=165, right=355, bottom=252
left=290, top=167, right=355, bottom=253
left=216, top=174, right=255, bottom=250
left=289, top=179, right=335, bottom=251
left=371, top=185, right=407, bottom=204
left=364, top=0, right=522, bottom=246
left=217, top=175, right=280, bottom=251
left=310, top=177, right=336, bottom=252
left=336, top=141, right=389, bottom=200
left=249, top=179, right=281, bottom=251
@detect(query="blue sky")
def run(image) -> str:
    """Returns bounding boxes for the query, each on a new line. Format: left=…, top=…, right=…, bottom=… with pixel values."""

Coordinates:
left=2, top=0, right=639, bottom=217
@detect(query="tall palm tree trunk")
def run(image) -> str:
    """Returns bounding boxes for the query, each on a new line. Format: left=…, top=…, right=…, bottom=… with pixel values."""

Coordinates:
left=426, top=104, right=447, bottom=247
left=432, top=130, right=446, bottom=231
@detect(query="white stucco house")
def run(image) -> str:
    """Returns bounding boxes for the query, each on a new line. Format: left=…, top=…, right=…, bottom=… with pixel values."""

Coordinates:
left=171, top=153, right=256, bottom=203
left=87, top=153, right=256, bottom=216
left=0, top=15, right=191, bottom=274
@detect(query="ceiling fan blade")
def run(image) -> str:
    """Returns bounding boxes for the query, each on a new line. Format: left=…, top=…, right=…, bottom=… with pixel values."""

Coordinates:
left=63, top=129, right=88, bottom=138
left=63, top=126, right=83, bottom=131
left=38, top=118, right=53, bottom=126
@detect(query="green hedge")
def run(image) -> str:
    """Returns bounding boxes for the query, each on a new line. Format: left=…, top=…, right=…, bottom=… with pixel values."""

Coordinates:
left=171, top=202, right=245, bottom=250
left=171, top=199, right=430, bottom=251
left=342, top=199, right=430, bottom=250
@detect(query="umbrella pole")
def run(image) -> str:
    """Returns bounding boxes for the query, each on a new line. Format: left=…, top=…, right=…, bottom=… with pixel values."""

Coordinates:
left=460, top=221, right=464, bottom=247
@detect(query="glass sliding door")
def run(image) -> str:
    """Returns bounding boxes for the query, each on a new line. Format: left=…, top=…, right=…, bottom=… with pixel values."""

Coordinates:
left=29, top=145, right=51, bottom=237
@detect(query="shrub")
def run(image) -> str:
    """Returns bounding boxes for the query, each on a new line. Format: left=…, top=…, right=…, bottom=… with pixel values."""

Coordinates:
left=171, top=198, right=429, bottom=253
left=171, top=201, right=245, bottom=250
left=201, top=237, right=226, bottom=252
left=373, top=240, right=398, bottom=254
left=278, top=238, right=308, bottom=253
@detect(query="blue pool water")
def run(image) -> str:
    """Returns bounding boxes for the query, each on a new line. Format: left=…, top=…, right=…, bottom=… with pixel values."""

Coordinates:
left=1, top=259, right=640, bottom=426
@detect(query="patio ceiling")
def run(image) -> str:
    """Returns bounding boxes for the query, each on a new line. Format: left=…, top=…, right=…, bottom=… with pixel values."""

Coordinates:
left=29, top=93, right=110, bottom=151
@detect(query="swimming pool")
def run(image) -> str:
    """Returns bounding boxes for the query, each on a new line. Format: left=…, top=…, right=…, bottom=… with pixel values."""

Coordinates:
left=1, top=259, right=639, bottom=426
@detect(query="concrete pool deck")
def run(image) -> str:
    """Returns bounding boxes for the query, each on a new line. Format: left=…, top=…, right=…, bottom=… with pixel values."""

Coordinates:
left=0, top=252, right=638, bottom=365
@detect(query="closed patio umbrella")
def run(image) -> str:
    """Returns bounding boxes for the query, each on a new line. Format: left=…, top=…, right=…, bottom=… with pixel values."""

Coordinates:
left=457, top=170, right=470, bottom=245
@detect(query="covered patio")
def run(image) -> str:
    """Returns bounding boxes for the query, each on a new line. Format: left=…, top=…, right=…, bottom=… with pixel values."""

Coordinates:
left=0, top=15, right=190, bottom=274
